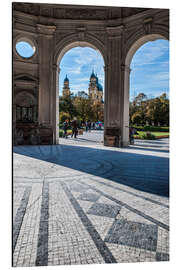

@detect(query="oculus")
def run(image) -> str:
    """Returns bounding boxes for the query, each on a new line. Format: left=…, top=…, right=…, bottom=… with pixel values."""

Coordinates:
left=16, top=41, right=35, bottom=58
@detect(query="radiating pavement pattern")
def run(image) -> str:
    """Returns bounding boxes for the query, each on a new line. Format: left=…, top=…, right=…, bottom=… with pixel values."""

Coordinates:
left=13, top=133, right=169, bottom=266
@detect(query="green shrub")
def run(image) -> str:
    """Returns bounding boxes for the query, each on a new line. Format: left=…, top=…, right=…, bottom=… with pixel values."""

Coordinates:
left=59, top=129, right=72, bottom=137
left=143, top=126, right=169, bottom=132
left=133, top=125, right=169, bottom=132
left=139, top=132, right=156, bottom=140
left=59, top=129, right=64, bottom=137
left=67, top=130, right=72, bottom=135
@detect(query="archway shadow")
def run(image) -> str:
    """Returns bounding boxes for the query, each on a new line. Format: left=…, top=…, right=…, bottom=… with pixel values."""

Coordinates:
left=13, top=143, right=169, bottom=197
left=129, top=145, right=169, bottom=153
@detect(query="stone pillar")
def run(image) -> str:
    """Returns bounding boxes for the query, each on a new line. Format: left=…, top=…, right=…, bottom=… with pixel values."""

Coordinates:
left=13, top=104, right=16, bottom=124
left=104, top=25, right=125, bottom=147
left=36, top=24, right=56, bottom=141
left=122, top=64, right=131, bottom=147
left=52, top=65, right=60, bottom=144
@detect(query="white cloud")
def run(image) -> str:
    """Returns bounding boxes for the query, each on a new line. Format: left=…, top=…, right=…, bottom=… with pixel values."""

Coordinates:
left=62, top=66, right=81, bottom=75
left=131, top=40, right=169, bottom=67
left=146, top=71, right=169, bottom=82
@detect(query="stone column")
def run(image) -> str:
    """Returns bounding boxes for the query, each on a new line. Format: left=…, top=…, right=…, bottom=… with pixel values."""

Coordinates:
left=36, top=24, right=56, bottom=141
left=104, top=25, right=125, bottom=147
left=52, top=65, right=60, bottom=144
left=122, top=64, right=131, bottom=147
left=13, top=104, right=16, bottom=123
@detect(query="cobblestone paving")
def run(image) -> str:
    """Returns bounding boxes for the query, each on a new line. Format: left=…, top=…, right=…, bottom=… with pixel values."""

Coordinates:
left=13, top=132, right=169, bottom=266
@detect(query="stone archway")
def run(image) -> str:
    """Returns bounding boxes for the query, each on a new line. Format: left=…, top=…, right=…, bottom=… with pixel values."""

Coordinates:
left=122, top=33, right=169, bottom=146
left=13, top=3, right=169, bottom=147
left=52, top=37, right=106, bottom=143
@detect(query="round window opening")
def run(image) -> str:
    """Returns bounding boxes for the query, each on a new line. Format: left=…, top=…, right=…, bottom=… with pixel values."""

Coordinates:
left=16, top=41, right=36, bottom=58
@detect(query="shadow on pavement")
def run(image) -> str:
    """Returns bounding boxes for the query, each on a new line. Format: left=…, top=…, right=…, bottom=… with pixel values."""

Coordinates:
left=13, top=143, right=169, bottom=197
left=129, top=145, right=169, bottom=153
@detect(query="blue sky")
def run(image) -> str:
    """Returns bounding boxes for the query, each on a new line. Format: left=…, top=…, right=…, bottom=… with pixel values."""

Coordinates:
left=15, top=39, right=169, bottom=100
left=130, top=39, right=169, bottom=99
left=16, top=41, right=35, bottom=58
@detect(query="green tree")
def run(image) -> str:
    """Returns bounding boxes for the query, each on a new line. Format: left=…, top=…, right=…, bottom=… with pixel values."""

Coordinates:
left=131, top=111, right=142, bottom=125
left=146, top=93, right=169, bottom=125
left=130, top=92, right=169, bottom=126
left=73, top=96, right=94, bottom=122
left=59, top=94, right=77, bottom=121
left=91, top=101, right=104, bottom=122
left=59, top=112, right=70, bottom=123
left=130, top=93, right=147, bottom=125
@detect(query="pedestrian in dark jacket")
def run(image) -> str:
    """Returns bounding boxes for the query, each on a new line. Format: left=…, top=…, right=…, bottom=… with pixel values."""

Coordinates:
left=71, top=118, right=78, bottom=138
left=85, top=121, right=88, bottom=132
left=87, top=120, right=91, bottom=132
left=63, top=119, right=69, bottom=138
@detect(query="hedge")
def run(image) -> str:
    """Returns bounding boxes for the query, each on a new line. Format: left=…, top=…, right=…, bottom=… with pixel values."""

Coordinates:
left=133, top=125, right=169, bottom=132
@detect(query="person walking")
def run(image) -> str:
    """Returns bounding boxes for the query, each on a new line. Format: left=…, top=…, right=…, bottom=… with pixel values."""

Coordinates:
left=71, top=118, right=78, bottom=138
left=129, top=126, right=135, bottom=144
left=85, top=121, right=88, bottom=132
left=87, top=120, right=91, bottom=132
left=63, top=119, right=69, bottom=138
left=99, top=122, right=102, bottom=130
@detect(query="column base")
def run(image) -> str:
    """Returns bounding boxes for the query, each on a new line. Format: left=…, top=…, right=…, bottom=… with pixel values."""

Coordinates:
left=104, top=127, right=121, bottom=147
left=121, top=141, right=129, bottom=147
left=104, top=127, right=130, bottom=147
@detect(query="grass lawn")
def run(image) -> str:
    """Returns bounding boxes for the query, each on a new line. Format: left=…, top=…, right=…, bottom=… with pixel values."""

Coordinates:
left=134, top=131, right=169, bottom=139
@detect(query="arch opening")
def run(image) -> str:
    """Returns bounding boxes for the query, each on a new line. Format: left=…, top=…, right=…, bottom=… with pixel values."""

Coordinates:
left=56, top=42, right=105, bottom=144
left=123, top=34, right=169, bottom=146
left=57, top=41, right=105, bottom=67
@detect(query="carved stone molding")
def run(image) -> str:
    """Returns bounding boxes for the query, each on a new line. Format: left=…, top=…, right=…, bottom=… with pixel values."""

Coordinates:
left=143, top=17, right=153, bottom=35
left=36, top=24, right=56, bottom=36
left=53, top=8, right=107, bottom=20
left=76, top=26, right=86, bottom=41
left=106, top=25, right=125, bottom=39
left=40, top=7, right=53, bottom=17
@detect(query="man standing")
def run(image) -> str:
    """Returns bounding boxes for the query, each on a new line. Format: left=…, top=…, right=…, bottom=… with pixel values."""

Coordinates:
left=87, top=120, right=91, bottom=132
left=71, top=118, right=78, bottom=138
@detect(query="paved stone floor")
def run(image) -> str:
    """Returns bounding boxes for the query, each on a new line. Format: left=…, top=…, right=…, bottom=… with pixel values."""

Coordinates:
left=13, top=131, right=169, bottom=267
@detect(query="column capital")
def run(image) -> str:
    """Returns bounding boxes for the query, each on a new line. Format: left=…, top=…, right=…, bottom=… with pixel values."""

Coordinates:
left=53, top=64, right=60, bottom=73
left=104, top=65, right=110, bottom=72
left=120, top=64, right=131, bottom=73
left=36, top=24, right=56, bottom=36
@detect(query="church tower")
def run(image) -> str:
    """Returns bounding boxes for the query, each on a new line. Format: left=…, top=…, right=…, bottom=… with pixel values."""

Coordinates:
left=62, top=75, right=71, bottom=96
left=88, top=70, right=103, bottom=104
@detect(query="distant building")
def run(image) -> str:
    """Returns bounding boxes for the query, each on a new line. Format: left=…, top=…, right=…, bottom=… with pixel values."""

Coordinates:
left=88, top=70, right=103, bottom=104
left=62, top=75, right=71, bottom=96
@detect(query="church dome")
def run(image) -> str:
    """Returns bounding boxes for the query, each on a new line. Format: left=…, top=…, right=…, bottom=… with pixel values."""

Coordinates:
left=95, top=74, right=103, bottom=91
left=97, top=82, right=103, bottom=91
left=90, top=70, right=96, bottom=79
left=64, top=74, right=69, bottom=82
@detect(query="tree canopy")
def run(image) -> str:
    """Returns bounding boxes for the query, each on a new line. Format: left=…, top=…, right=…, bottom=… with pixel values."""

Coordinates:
left=59, top=93, right=104, bottom=123
left=130, top=93, right=169, bottom=126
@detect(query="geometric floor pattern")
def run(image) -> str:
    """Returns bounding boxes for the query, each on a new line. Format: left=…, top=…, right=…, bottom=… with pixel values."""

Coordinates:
left=13, top=134, right=169, bottom=266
